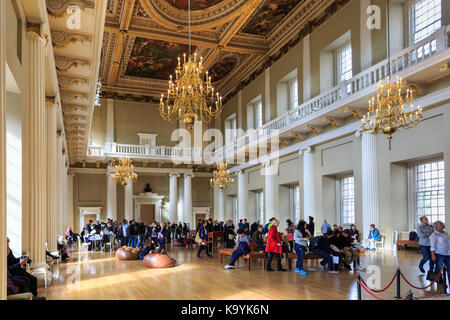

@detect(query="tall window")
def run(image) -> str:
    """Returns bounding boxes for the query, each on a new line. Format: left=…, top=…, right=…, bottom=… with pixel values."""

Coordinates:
left=339, top=176, right=355, bottom=225
left=413, top=0, right=442, bottom=43
left=291, top=185, right=301, bottom=223
left=289, top=79, right=298, bottom=110
left=415, top=160, right=445, bottom=223
left=225, top=114, right=237, bottom=143
left=337, top=43, right=352, bottom=82
left=256, top=191, right=264, bottom=223
left=255, top=102, right=263, bottom=128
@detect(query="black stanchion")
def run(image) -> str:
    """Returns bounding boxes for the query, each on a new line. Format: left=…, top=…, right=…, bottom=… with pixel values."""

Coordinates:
left=443, top=266, right=448, bottom=295
left=357, top=274, right=362, bottom=300
left=394, top=268, right=402, bottom=299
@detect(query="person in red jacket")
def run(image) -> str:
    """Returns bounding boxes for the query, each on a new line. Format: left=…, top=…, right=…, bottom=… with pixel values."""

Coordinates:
left=265, top=219, right=286, bottom=272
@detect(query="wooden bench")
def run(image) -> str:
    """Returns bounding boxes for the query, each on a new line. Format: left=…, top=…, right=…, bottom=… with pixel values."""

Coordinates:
left=396, top=240, right=419, bottom=250
left=219, top=248, right=266, bottom=270
left=287, top=251, right=361, bottom=270
left=287, top=252, right=322, bottom=270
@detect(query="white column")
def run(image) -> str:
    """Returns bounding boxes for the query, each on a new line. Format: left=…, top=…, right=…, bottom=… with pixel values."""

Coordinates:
left=360, top=0, right=373, bottom=70
left=169, top=173, right=179, bottom=223
left=184, top=173, right=193, bottom=225
left=57, top=136, right=65, bottom=235
left=178, top=178, right=184, bottom=223
left=22, top=28, right=47, bottom=268
left=264, top=162, right=278, bottom=221
left=0, top=0, right=7, bottom=300
left=264, top=68, right=271, bottom=123
left=303, top=34, right=311, bottom=101
left=237, top=170, right=247, bottom=221
left=106, top=98, right=114, bottom=142
left=106, top=168, right=117, bottom=221
left=218, top=188, right=225, bottom=222
left=302, top=148, right=316, bottom=220
left=362, top=133, right=379, bottom=239
left=45, top=99, right=58, bottom=251
left=124, top=181, right=134, bottom=221
left=66, top=173, right=74, bottom=229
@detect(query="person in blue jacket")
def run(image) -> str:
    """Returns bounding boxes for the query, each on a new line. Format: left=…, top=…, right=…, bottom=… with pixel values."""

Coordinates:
left=197, top=220, right=211, bottom=258
left=158, top=222, right=167, bottom=250
left=224, top=229, right=250, bottom=269
left=368, top=224, right=381, bottom=250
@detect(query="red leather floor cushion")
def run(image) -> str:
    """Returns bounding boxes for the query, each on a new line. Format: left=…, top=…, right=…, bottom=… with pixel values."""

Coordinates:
left=116, top=248, right=139, bottom=260
left=142, top=253, right=176, bottom=268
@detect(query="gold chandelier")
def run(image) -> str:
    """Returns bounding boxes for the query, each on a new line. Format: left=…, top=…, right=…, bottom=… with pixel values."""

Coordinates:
left=159, top=1, right=222, bottom=131
left=210, top=163, right=234, bottom=190
left=112, top=158, right=137, bottom=186
left=361, top=76, right=423, bottom=142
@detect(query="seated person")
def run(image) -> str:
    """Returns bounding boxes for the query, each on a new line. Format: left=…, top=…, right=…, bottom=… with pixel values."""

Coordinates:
left=329, top=230, right=347, bottom=270
left=350, top=224, right=361, bottom=246
left=7, top=238, right=46, bottom=300
left=341, top=229, right=360, bottom=268
left=57, top=235, right=70, bottom=261
left=367, top=224, right=381, bottom=250
left=46, top=250, right=59, bottom=261
left=224, top=230, right=250, bottom=269
left=312, top=230, right=338, bottom=274
left=251, top=225, right=266, bottom=251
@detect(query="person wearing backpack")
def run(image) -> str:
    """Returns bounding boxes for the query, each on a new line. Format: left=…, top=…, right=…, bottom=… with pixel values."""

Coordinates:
left=417, top=216, right=435, bottom=273
left=313, top=230, right=339, bottom=274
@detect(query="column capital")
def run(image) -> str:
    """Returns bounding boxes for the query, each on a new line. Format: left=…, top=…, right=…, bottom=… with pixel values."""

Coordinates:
left=169, top=172, right=180, bottom=178
left=354, top=130, right=362, bottom=139
left=45, top=96, right=58, bottom=108
left=237, top=170, right=245, bottom=175
left=184, top=173, right=194, bottom=178
left=299, top=147, right=314, bottom=155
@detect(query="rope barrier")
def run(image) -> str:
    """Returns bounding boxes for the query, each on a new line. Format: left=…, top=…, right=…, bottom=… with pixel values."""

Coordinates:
left=359, top=271, right=397, bottom=292
left=356, top=279, right=385, bottom=300
left=400, top=270, right=442, bottom=290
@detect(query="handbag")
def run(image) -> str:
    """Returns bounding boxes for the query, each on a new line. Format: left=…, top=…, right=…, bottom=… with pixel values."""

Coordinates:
left=332, top=256, right=340, bottom=265
left=426, top=270, right=443, bottom=284
left=195, top=232, right=202, bottom=244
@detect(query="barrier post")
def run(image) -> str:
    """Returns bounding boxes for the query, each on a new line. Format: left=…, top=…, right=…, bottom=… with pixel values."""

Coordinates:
left=357, top=274, right=362, bottom=300
left=394, top=268, right=401, bottom=299
left=443, top=266, right=448, bottom=295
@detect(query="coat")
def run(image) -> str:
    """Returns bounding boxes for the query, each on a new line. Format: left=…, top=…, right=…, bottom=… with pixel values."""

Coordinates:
left=265, top=225, right=282, bottom=254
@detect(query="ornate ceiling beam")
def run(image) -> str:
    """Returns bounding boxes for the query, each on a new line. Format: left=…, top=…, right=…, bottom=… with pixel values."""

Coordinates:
left=108, top=0, right=136, bottom=86
left=103, top=25, right=267, bottom=55
left=203, top=0, right=262, bottom=70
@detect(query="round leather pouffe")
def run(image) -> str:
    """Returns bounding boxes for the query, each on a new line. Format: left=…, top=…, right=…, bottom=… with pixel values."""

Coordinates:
left=116, top=248, right=139, bottom=260
left=142, top=253, right=176, bottom=268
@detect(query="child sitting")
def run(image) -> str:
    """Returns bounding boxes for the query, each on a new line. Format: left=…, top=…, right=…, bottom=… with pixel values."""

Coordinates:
left=224, top=229, right=250, bottom=269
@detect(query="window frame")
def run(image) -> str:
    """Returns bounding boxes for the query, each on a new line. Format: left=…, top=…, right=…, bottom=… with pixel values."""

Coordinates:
left=290, top=185, right=301, bottom=224
left=288, top=78, right=298, bottom=110
left=335, top=42, right=353, bottom=84
left=336, top=174, right=355, bottom=226
left=409, top=0, right=442, bottom=45
left=256, top=190, right=264, bottom=224
left=255, top=101, right=263, bottom=128
left=408, top=158, right=445, bottom=226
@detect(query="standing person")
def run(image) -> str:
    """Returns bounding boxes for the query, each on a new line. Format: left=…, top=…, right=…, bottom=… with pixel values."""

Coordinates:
left=313, top=230, right=339, bottom=274
left=285, top=219, right=295, bottom=252
left=307, top=216, right=315, bottom=235
left=196, top=221, right=211, bottom=258
left=136, top=219, right=146, bottom=248
left=417, top=216, right=435, bottom=273
left=238, top=219, right=244, bottom=231
left=294, top=221, right=309, bottom=274
left=158, top=222, right=167, bottom=250
left=321, top=220, right=331, bottom=234
left=250, top=221, right=259, bottom=237
left=150, top=222, right=158, bottom=246
left=224, top=220, right=235, bottom=248
left=171, top=221, right=177, bottom=240
left=120, top=219, right=129, bottom=247
left=128, top=220, right=138, bottom=248
left=430, top=221, right=449, bottom=272
left=242, top=219, right=250, bottom=233
left=265, top=219, right=286, bottom=272
left=224, top=230, right=251, bottom=269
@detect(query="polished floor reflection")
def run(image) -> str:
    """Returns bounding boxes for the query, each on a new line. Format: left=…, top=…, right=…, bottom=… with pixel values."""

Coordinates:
left=40, top=245, right=444, bottom=300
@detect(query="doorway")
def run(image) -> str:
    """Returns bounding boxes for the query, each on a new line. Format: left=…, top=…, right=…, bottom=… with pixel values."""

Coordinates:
left=83, top=214, right=97, bottom=228
left=140, top=204, right=155, bottom=223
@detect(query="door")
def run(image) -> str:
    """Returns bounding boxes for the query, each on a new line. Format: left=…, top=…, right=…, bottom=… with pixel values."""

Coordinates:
left=195, top=214, right=206, bottom=227
left=140, top=204, right=155, bottom=224
left=84, top=214, right=97, bottom=228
